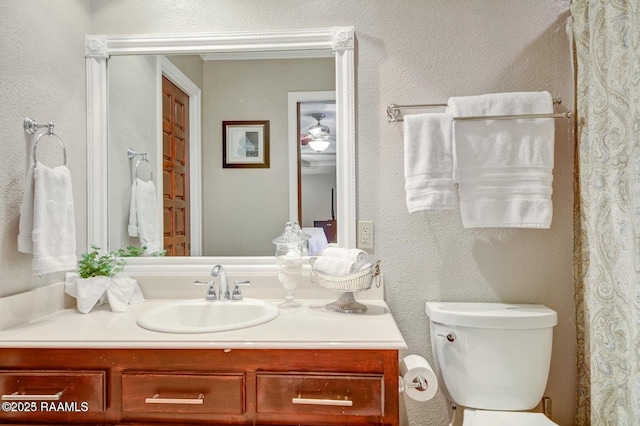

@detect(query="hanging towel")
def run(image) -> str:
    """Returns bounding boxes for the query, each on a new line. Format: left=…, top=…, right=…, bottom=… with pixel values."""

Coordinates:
left=24, top=162, right=77, bottom=275
left=130, top=178, right=162, bottom=255
left=17, top=163, right=35, bottom=253
left=403, top=113, right=455, bottom=212
left=448, top=92, right=555, bottom=228
left=127, top=180, right=139, bottom=237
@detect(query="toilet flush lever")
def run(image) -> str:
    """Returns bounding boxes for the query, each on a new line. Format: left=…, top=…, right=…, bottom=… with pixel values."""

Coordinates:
left=437, top=332, right=456, bottom=342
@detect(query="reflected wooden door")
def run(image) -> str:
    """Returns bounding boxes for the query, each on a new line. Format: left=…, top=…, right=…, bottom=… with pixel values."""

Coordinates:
left=162, top=76, right=190, bottom=256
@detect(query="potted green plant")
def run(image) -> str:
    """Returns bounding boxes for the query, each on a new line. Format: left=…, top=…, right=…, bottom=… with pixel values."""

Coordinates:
left=65, top=246, right=144, bottom=313
left=77, top=246, right=125, bottom=279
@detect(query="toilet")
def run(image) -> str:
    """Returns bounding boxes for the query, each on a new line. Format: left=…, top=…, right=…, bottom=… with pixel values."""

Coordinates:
left=425, top=302, right=559, bottom=426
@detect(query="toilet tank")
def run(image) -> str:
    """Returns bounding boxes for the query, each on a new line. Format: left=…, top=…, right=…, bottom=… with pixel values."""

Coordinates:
left=425, top=302, right=557, bottom=411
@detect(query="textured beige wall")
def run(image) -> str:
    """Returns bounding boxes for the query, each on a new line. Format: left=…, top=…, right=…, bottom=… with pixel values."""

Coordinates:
left=202, top=58, right=335, bottom=256
left=0, top=0, right=89, bottom=296
left=1, top=1, right=575, bottom=425
left=107, top=55, right=159, bottom=253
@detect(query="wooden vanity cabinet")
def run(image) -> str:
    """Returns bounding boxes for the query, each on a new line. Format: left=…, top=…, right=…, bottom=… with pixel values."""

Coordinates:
left=0, top=370, right=105, bottom=424
left=0, top=348, right=399, bottom=425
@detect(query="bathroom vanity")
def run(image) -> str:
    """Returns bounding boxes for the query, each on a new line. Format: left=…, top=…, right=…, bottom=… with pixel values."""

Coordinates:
left=0, top=299, right=406, bottom=425
left=0, top=24, right=405, bottom=425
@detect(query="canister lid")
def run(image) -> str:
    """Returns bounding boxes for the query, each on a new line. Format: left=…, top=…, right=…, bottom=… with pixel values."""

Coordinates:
left=425, top=302, right=557, bottom=329
left=272, top=222, right=305, bottom=245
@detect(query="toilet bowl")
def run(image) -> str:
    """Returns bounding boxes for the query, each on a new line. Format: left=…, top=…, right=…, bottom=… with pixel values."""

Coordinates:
left=425, top=302, right=559, bottom=426
left=462, top=409, right=558, bottom=425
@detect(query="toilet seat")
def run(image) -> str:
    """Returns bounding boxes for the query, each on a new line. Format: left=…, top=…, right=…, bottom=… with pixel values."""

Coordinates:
left=463, top=409, right=559, bottom=426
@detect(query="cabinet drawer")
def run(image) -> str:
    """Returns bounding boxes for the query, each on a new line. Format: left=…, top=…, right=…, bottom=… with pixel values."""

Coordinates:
left=256, top=372, right=384, bottom=417
left=0, top=370, right=105, bottom=412
left=121, top=371, right=244, bottom=414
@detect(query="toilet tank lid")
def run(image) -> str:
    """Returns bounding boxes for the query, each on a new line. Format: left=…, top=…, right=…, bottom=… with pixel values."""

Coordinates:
left=425, top=302, right=557, bottom=329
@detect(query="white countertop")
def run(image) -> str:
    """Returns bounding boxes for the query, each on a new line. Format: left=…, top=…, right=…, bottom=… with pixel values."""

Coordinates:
left=0, top=299, right=407, bottom=350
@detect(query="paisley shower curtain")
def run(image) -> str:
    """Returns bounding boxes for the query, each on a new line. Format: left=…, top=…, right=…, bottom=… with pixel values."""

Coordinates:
left=572, top=1, right=640, bottom=424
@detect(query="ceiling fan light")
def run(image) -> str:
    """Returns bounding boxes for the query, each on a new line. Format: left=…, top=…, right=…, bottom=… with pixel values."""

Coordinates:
left=308, top=112, right=330, bottom=139
left=306, top=112, right=332, bottom=152
left=308, top=139, right=331, bottom=152
left=308, top=124, right=330, bottom=138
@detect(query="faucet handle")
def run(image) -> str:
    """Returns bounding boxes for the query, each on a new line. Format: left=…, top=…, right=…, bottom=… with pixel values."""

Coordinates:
left=231, top=280, right=251, bottom=301
left=194, top=280, right=217, bottom=301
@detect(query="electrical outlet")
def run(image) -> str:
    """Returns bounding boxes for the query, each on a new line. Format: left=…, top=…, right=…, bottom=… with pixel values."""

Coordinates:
left=357, top=221, right=374, bottom=249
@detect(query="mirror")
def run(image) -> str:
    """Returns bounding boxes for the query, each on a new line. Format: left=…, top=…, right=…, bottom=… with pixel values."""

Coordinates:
left=108, top=56, right=335, bottom=257
left=86, top=28, right=356, bottom=274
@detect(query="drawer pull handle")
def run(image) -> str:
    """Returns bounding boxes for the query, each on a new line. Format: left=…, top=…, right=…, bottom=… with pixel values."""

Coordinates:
left=292, top=393, right=353, bottom=407
left=2, top=391, right=63, bottom=401
left=144, top=393, right=205, bottom=405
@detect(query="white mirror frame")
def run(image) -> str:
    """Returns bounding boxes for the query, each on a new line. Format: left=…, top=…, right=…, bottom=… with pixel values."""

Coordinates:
left=86, top=27, right=356, bottom=275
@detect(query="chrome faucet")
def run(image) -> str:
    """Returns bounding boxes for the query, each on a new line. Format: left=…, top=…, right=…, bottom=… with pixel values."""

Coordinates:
left=193, top=279, right=218, bottom=301
left=194, top=265, right=250, bottom=301
left=211, top=264, right=231, bottom=301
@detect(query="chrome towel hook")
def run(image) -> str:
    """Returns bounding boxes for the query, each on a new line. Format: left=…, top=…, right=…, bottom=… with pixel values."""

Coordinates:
left=24, top=117, right=51, bottom=135
left=24, top=117, right=67, bottom=166
left=127, top=148, right=153, bottom=183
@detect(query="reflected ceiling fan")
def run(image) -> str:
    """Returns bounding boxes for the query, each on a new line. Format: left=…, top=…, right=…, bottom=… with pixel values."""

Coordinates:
left=301, top=113, right=334, bottom=153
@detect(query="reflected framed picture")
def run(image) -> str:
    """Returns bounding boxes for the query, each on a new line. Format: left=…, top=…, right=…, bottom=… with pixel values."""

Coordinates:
left=222, top=120, right=270, bottom=168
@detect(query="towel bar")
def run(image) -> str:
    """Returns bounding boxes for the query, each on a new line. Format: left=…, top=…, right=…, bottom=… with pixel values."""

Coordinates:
left=386, top=99, right=571, bottom=122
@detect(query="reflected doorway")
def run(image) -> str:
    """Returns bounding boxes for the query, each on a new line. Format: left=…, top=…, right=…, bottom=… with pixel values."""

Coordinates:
left=162, top=76, right=191, bottom=256
left=290, top=93, right=337, bottom=253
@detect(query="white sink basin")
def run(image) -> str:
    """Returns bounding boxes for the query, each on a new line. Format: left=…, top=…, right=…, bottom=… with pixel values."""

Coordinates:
left=136, top=299, right=279, bottom=334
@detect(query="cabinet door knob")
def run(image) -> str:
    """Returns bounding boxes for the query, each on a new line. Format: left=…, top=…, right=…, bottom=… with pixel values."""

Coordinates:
left=2, top=391, right=63, bottom=401
left=144, top=393, right=205, bottom=405
left=292, top=393, right=353, bottom=407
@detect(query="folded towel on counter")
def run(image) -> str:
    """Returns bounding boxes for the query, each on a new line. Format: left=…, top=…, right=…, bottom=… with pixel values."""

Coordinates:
left=106, top=276, right=144, bottom=312
left=129, top=178, right=163, bottom=255
left=312, top=256, right=358, bottom=277
left=321, top=247, right=368, bottom=267
left=403, top=113, right=456, bottom=212
left=19, top=162, right=77, bottom=275
left=448, top=92, right=555, bottom=228
left=65, top=272, right=144, bottom=314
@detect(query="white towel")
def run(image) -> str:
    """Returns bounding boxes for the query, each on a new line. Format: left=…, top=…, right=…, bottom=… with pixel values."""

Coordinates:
left=448, top=92, right=555, bottom=228
left=130, top=178, right=162, bottom=255
left=321, top=247, right=368, bottom=267
left=303, top=227, right=329, bottom=256
left=403, top=113, right=455, bottom=212
left=65, top=272, right=145, bottom=314
left=17, top=163, right=35, bottom=253
left=127, top=180, right=139, bottom=237
left=21, top=163, right=77, bottom=275
left=312, top=256, right=358, bottom=276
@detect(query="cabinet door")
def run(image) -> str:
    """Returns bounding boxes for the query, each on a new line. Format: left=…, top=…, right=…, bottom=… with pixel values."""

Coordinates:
left=256, top=372, right=384, bottom=417
left=0, top=370, right=105, bottom=423
left=121, top=371, right=244, bottom=414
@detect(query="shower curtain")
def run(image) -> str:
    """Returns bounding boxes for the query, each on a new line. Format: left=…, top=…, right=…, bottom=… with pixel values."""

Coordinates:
left=572, top=1, right=640, bottom=425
